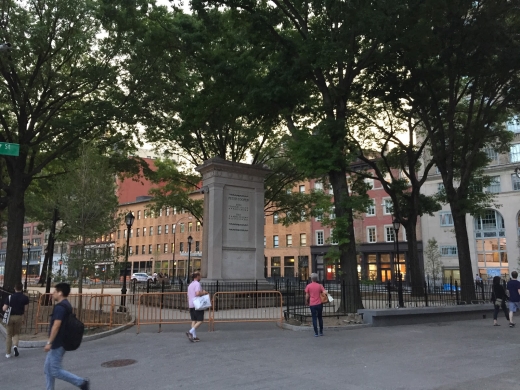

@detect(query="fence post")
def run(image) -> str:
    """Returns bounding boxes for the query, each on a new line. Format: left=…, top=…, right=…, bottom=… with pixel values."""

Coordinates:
left=132, top=279, right=136, bottom=304
left=481, top=282, right=485, bottom=301
left=255, top=280, right=258, bottom=308
left=387, top=280, right=392, bottom=308
left=424, top=281, right=429, bottom=307
left=455, top=281, right=460, bottom=305
left=450, top=276, right=453, bottom=297
left=146, top=279, right=150, bottom=293
left=286, top=280, right=291, bottom=320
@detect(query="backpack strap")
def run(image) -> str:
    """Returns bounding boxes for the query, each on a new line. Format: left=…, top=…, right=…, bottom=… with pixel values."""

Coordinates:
left=56, top=301, right=72, bottom=317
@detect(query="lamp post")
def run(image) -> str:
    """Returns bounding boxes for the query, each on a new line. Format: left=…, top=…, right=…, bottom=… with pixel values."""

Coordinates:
left=24, top=242, right=32, bottom=292
left=172, top=223, right=176, bottom=282
left=186, top=235, right=193, bottom=284
left=120, top=211, right=135, bottom=310
left=393, top=217, right=404, bottom=308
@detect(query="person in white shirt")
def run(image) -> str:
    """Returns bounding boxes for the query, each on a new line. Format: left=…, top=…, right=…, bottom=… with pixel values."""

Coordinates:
left=186, top=272, right=207, bottom=342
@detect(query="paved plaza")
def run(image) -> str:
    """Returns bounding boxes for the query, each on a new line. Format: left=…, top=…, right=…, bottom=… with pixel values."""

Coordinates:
left=2, top=318, right=519, bottom=390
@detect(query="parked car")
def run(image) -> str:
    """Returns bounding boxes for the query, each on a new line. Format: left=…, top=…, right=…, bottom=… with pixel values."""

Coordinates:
left=131, top=273, right=154, bottom=283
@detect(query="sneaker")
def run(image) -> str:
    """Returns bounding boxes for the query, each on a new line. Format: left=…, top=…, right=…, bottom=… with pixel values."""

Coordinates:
left=193, top=337, right=201, bottom=342
left=186, top=331, right=194, bottom=342
left=13, top=346, right=19, bottom=357
left=319, top=332, right=324, bottom=336
left=5, top=354, right=11, bottom=358
left=314, top=333, right=319, bottom=337
left=510, top=323, right=516, bottom=328
left=80, top=378, right=90, bottom=390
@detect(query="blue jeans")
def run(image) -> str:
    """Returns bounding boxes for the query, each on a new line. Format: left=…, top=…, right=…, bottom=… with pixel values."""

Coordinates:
left=310, top=304, right=323, bottom=334
left=44, top=346, right=85, bottom=390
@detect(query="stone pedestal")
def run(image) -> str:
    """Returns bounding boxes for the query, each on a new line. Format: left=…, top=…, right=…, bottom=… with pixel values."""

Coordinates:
left=196, top=157, right=270, bottom=284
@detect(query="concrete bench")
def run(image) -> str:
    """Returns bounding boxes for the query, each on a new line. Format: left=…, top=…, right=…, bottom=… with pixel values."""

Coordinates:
left=358, top=304, right=494, bottom=327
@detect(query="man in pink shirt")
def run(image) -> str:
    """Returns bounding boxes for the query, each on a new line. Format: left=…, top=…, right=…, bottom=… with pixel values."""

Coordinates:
left=186, top=271, right=208, bottom=342
left=305, top=273, right=327, bottom=337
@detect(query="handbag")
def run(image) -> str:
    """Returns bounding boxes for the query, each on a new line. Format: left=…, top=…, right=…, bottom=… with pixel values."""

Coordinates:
left=193, top=294, right=212, bottom=311
left=495, top=298, right=503, bottom=307
left=2, top=295, right=11, bottom=325
left=320, top=292, right=329, bottom=304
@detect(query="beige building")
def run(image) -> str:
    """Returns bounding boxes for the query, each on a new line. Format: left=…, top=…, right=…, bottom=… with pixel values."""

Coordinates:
left=420, top=128, right=520, bottom=281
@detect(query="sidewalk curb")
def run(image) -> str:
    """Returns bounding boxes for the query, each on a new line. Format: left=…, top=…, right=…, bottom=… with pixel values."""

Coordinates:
left=278, top=322, right=371, bottom=331
left=0, top=321, right=135, bottom=348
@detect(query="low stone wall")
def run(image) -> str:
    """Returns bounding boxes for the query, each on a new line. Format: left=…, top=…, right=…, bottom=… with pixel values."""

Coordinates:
left=358, top=304, right=494, bottom=327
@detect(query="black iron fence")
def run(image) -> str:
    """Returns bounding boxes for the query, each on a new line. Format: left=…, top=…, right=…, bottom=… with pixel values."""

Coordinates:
left=0, top=287, right=42, bottom=334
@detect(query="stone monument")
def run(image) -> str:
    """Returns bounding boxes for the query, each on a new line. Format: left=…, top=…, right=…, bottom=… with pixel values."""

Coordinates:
left=195, top=157, right=270, bottom=283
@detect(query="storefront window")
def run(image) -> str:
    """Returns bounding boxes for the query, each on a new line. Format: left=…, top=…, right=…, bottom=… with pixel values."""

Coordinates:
left=284, top=257, right=295, bottom=278
left=271, top=257, right=281, bottom=278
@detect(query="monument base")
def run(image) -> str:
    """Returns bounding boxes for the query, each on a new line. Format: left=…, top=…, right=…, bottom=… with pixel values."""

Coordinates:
left=201, top=279, right=273, bottom=291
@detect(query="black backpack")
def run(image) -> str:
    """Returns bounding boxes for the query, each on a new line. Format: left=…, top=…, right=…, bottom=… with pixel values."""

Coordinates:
left=57, top=302, right=84, bottom=351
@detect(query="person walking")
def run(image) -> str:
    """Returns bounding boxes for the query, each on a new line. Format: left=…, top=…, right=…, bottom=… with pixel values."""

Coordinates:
left=506, top=271, right=520, bottom=328
left=491, top=276, right=509, bottom=326
left=305, top=273, right=327, bottom=337
left=186, top=271, right=208, bottom=342
left=2, top=282, right=29, bottom=358
left=44, top=283, right=89, bottom=390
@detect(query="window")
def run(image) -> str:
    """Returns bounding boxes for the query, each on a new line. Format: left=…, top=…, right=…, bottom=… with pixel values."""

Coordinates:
left=329, top=229, right=338, bottom=245
left=271, top=257, right=281, bottom=278
left=124, top=230, right=127, bottom=239
left=284, top=257, right=295, bottom=278
left=385, top=226, right=395, bottom=242
left=148, top=245, right=152, bottom=254
left=196, top=222, right=201, bottom=231
left=32, top=238, right=41, bottom=246
left=300, top=233, right=307, bottom=246
left=315, top=209, right=323, bottom=222
left=511, top=144, right=520, bottom=163
left=512, top=174, right=520, bottom=191
left=129, top=246, right=133, bottom=255
left=383, top=199, right=393, bottom=215
left=440, top=212, right=454, bottom=227
left=485, top=176, right=501, bottom=193
left=367, top=227, right=377, bottom=243
left=171, top=243, right=175, bottom=253
left=136, top=228, right=140, bottom=237
left=507, top=117, right=520, bottom=133
left=166, top=207, right=170, bottom=216
left=366, top=200, right=376, bottom=216
left=484, top=147, right=499, bottom=165
left=188, top=222, right=193, bottom=232
left=316, top=230, right=324, bottom=246
left=144, top=210, right=148, bottom=219
left=158, top=225, right=162, bottom=235
left=159, top=208, right=163, bottom=217
left=474, top=210, right=505, bottom=238
left=364, top=178, right=374, bottom=189
left=402, top=228, right=407, bottom=242
left=156, top=244, right=161, bottom=253
left=330, top=207, right=335, bottom=220
left=195, top=241, right=200, bottom=252
left=117, top=230, right=121, bottom=239
left=299, top=185, right=305, bottom=193
left=143, top=227, right=147, bottom=236
left=23, top=227, right=31, bottom=236
left=440, top=246, right=458, bottom=256
left=286, top=234, right=292, bottom=247
left=273, top=235, right=279, bottom=248
left=173, top=207, right=177, bottom=215
left=142, top=245, right=145, bottom=254
left=264, top=236, right=266, bottom=248
left=135, top=246, right=139, bottom=255
left=164, top=244, right=168, bottom=253
left=180, top=242, right=184, bottom=252
left=273, top=213, right=279, bottom=224
left=165, top=225, right=169, bottom=234
left=33, top=226, right=39, bottom=234
left=180, top=223, right=185, bottom=233
left=314, top=182, right=323, bottom=190
left=137, top=210, right=141, bottom=219
left=300, top=209, right=306, bottom=222
left=149, top=227, right=153, bottom=236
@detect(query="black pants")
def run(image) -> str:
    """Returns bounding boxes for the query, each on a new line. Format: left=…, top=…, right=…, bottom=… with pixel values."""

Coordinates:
left=310, top=304, right=323, bottom=334
left=493, top=301, right=509, bottom=321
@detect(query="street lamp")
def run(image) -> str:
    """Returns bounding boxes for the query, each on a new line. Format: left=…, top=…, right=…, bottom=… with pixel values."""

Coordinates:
left=24, top=241, right=32, bottom=292
left=120, top=211, right=135, bottom=310
left=393, top=217, right=404, bottom=308
left=172, top=223, right=176, bottom=281
left=186, top=235, right=193, bottom=284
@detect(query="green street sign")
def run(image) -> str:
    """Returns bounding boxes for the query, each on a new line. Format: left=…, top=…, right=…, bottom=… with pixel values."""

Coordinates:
left=0, top=142, right=20, bottom=156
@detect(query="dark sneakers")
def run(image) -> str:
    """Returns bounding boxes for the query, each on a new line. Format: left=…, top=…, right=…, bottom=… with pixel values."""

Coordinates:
left=193, top=337, right=201, bottom=342
left=79, top=378, right=90, bottom=390
left=13, top=346, right=19, bottom=357
left=510, top=323, right=516, bottom=328
left=186, top=331, right=194, bottom=342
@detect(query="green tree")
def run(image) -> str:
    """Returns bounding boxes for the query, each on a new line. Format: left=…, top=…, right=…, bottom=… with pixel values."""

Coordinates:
left=0, top=0, right=138, bottom=290
left=375, top=0, right=520, bottom=301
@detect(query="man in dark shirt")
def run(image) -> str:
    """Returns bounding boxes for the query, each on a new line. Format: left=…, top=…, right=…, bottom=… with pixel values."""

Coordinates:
left=506, top=271, right=520, bottom=328
left=2, top=282, right=29, bottom=358
left=43, top=283, right=89, bottom=390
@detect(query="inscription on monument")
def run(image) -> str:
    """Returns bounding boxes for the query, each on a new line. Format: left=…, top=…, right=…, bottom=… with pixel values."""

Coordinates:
left=227, top=192, right=250, bottom=236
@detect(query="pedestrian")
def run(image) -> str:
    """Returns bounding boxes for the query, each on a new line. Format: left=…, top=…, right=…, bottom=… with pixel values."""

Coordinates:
left=153, top=272, right=158, bottom=283
left=44, top=283, right=89, bottom=390
left=305, top=273, right=327, bottom=337
left=491, top=276, right=509, bottom=326
left=2, top=282, right=29, bottom=358
left=475, top=274, right=482, bottom=287
left=506, top=271, right=520, bottom=328
left=186, top=271, right=208, bottom=343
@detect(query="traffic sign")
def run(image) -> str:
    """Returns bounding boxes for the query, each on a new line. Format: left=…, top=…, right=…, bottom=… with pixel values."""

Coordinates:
left=0, top=142, right=19, bottom=156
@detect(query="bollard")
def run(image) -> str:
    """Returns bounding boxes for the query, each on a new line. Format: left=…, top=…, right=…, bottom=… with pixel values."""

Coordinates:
left=455, top=281, right=460, bottom=304
left=387, top=280, right=392, bottom=308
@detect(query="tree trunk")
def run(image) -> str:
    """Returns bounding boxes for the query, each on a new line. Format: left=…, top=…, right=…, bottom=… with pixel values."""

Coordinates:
left=404, top=220, right=424, bottom=296
left=3, top=173, right=26, bottom=291
left=329, top=169, right=363, bottom=313
left=451, top=206, right=476, bottom=302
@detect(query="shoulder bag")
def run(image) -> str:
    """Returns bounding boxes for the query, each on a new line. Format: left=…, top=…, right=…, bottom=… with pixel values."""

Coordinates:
left=320, top=292, right=329, bottom=304
left=2, top=295, right=11, bottom=325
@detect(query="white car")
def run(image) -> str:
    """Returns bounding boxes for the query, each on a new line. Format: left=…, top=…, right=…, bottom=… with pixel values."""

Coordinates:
left=131, top=273, right=154, bottom=283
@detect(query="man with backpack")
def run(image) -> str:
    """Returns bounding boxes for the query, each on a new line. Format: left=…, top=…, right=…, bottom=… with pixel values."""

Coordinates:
left=44, top=283, right=89, bottom=390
